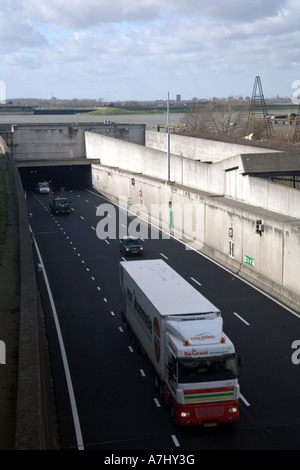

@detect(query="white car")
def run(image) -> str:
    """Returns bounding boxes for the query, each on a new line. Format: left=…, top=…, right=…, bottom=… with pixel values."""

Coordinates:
left=36, top=182, right=50, bottom=194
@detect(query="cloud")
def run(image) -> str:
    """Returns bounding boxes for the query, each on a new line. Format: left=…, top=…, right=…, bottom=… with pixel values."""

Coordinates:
left=1, top=0, right=299, bottom=100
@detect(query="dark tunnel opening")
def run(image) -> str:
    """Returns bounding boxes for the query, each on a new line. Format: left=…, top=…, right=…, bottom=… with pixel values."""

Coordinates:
left=18, top=164, right=93, bottom=192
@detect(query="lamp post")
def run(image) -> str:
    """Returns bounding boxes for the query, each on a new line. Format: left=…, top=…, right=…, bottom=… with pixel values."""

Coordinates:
left=167, top=92, right=170, bottom=182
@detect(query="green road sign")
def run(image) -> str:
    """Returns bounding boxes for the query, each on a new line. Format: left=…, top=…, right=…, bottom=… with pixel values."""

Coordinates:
left=244, top=255, right=255, bottom=267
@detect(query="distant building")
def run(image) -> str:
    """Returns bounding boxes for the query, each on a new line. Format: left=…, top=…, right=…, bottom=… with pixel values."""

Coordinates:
left=176, top=94, right=181, bottom=102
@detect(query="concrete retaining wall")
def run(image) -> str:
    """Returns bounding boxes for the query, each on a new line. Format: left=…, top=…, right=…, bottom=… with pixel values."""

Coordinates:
left=146, top=130, right=279, bottom=162
left=0, top=122, right=145, bottom=162
left=0, top=137, right=59, bottom=449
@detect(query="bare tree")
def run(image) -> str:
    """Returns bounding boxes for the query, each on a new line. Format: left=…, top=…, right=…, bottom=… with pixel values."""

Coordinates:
left=181, top=99, right=249, bottom=137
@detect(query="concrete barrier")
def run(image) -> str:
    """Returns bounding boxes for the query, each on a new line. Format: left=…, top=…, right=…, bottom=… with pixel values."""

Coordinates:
left=0, top=137, right=59, bottom=449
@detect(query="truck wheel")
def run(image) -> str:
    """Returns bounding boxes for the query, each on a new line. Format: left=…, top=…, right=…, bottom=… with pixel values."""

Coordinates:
left=169, top=399, right=175, bottom=421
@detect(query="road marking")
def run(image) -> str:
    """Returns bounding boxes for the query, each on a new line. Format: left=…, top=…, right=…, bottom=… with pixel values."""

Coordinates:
left=154, top=398, right=161, bottom=408
left=119, top=327, right=123, bottom=332
left=97, top=286, right=101, bottom=291
left=105, top=239, right=110, bottom=244
left=240, top=394, right=251, bottom=406
left=80, top=216, right=84, bottom=220
left=233, top=312, right=250, bottom=326
left=171, top=435, right=180, bottom=447
left=30, top=226, right=84, bottom=450
left=190, top=277, right=202, bottom=286
left=140, top=369, right=146, bottom=377
left=103, top=298, right=107, bottom=302
left=91, top=226, right=95, bottom=230
left=160, top=253, right=168, bottom=260
left=110, top=311, right=115, bottom=316
left=128, top=346, right=134, bottom=353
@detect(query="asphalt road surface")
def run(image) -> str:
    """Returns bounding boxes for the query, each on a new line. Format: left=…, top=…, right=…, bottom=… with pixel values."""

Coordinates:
left=25, top=186, right=300, bottom=451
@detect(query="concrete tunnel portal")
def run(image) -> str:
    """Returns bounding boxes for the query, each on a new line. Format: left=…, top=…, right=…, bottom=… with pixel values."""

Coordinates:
left=18, top=161, right=93, bottom=193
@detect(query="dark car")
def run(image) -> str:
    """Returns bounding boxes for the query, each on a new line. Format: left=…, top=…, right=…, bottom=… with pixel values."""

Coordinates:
left=119, top=236, right=143, bottom=256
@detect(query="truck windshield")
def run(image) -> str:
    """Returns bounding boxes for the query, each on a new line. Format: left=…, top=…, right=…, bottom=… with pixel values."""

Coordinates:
left=177, top=354, right=238, bottom=383
left=56, top=199, right=68, bottom=205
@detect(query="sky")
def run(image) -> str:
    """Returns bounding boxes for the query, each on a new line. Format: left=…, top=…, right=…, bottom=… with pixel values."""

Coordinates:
left=1, top=0, right=300, bottom=102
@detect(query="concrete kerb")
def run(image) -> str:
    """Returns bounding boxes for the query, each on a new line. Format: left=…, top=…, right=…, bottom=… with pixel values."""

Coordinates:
left=1, top=141, right=59, bottom=449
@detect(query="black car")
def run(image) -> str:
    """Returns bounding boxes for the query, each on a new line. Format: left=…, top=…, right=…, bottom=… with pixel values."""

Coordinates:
left=119, top=236, right=143, bottom=256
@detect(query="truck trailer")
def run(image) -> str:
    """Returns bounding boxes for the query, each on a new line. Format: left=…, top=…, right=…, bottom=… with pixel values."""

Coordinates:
left=120, top=259, right=241, bottom=427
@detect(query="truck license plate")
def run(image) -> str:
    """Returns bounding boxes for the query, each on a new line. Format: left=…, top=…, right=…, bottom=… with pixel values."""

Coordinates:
left=204, top=421, right=217, bottom=428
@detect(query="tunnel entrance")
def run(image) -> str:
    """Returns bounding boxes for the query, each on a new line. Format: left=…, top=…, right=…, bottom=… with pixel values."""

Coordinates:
left=18, top=163, right=93, bottom=192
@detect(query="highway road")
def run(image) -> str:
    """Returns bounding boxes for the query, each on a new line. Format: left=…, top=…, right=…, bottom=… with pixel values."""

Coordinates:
left=25, top=186, right=300, bottom=451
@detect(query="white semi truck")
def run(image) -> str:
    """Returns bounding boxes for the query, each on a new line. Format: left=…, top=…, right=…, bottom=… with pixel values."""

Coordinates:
left=120, top=259, right=242, bottom=427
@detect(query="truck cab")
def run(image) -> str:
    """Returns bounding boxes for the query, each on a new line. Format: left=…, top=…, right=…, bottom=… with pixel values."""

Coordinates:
left=49, top=197, right=70, bottom=214
left=163, top=317, right=241, bottom=426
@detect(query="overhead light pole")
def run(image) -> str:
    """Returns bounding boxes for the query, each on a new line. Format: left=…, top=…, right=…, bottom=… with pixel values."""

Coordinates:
left=167, top=92, right=170, bottom=182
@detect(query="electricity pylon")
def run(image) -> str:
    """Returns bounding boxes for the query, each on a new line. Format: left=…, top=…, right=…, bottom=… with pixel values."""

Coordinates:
left=293, top=105, right=300, bottom=143
left=245, top=76, right=273, bottom=139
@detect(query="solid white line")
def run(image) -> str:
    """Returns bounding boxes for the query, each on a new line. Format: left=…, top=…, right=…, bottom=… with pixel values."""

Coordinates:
left=171, top=435, right=180, bottom=447
left=233, top=312, right=250, bottom=326
left=240, top=394, right=251, bottom=407
left=31, top=226, right=84, bottom=450
left=160, top=253, right=168, bottom=260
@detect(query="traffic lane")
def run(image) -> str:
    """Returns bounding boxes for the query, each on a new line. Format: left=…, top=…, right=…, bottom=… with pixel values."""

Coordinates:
left=26, top=186, right=300, bottom=448
left=60, top=307, right=181, bottom=450
left=32, top=210, right=253, bottom=449
left=41, top=254, right=183, bottom=450
left=65, top=194, right=300, bottom=448
left=157, top=244, right=300, bottom=448
left=31, top=216, right=184, bottom=449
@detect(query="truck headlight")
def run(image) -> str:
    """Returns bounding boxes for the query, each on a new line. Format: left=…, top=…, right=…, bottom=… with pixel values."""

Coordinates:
left=229, top=407, right=238, bottom=413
